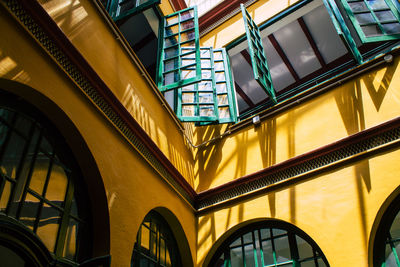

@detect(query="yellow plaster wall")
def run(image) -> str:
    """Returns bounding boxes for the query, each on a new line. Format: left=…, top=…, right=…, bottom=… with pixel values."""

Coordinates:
left=200, top=0, right=303, bottom=48
left=194, top=56, right=400, bottom=192
left=197, top=147, right=400, bottom=266
left=0, top=6, right=196, bottom=266
left=37, top=0, right=196, bottom=186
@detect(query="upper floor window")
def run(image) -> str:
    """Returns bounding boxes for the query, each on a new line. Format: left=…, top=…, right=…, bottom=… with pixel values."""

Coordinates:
left=210, top=221, right=329, bottom=267
left=230, top=0, right=400, bottom=119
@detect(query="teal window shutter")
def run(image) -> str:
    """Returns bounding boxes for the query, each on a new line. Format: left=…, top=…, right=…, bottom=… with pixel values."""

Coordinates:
left=177, top=48, right=238, bottom=124
left=212, top=48, right=238, bottom=124
left=176, top=47, right=219, bottom=122
left=240, top=4, right=277, bottom=104
left=157, top=7, right=202, bottom=92
left=323, top=0, right=363, bottom=64
left=339, top=0, right=400, bottom=43
left=108, top=0, right=161, bottom=21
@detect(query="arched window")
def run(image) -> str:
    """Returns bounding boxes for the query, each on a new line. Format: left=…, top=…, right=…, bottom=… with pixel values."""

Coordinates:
left=132, top=210, right=181, bottom=267
left=0, top=94, right=91, bottom=264
left=373, top=193, right=400, bottom=267
left=210, top=221, right=329, bottom=267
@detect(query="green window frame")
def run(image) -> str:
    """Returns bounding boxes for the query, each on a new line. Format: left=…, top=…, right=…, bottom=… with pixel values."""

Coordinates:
left=323, top=0, right=364, bottom=64
left=157, top=7, right=202, bottom=92
left=339, top=0, right=400, bottom=43
left=210, top=221, right=329, bottom=267
left=176, top=48, right=238, bottom=124
left=212, top=48, right=238, bottom=124
left=176, top=47, right=218, bottom=122
left=108, top=0, right=161, bottom=21
left=240, top=4, right=277, bottom=104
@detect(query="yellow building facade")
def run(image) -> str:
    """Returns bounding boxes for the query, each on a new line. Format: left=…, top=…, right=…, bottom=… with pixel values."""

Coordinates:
left=0, top=0, right=400, bottom=266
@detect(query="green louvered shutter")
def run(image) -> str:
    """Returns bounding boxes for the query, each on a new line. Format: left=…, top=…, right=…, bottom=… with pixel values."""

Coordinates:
left=157, top=7, right=202, bottom=92
left=323, top=0, right=363, bottom=64
left=339, top=0, right=400, bottom=43
left=176, top=47, right=219, bottom=122
left=108, top=0, right=160, bottom=21
left=240, top=4, right=277, bottom=104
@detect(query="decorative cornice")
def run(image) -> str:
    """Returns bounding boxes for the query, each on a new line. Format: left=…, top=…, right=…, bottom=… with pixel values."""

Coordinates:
left=196, top=117, right=400, bottom=210
left=2, top=0, right=196, bottom=205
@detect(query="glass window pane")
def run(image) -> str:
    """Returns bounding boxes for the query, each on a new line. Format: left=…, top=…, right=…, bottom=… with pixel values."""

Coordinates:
left=166, top=15, right=178, bottom=26
left=182, top=93, right=195, bottom=103
left=181, top=20, right=194, bottom=30
left=199, top=93, right=213, bottom=103
left=199, top=106, right=214, bottom=116
left=14, top=116, right=32, bottom=138
left=202, top=70, right=212, bottom=79
left=165, top=25, right=179, bottom=36
left=46, top=162, right=68, bottom=206
left=361, top=25, right=382, bottom=36
left=262, top=240, right=275, bottom=265
left=367, top=0, right=388, bottom=10
left=182, top=106, right=195, bottom=117
left=164, top=58, right=178, bottom=72
left=216, top=84, right=227, bottom=93
left=0, top=180, right=12, bottom=212
left=1, top=132, right=28, bottom=180
left=19, top=193, right=40, bottom=230
left=164, top=36, right=178, bottom=47
left=274, top=236, right=291, bottom=263
left=199, top=82, right=212, bottom=91
left=349, top=2, right=368, bottom=12
left=215, top=72, right=225, bottom=82
left=180, top=10, right=194, bottom=20
left=63, top=218, right=79, bottom=261
left=160, top=238, right=166, bottom=265
left=355, top=13, right=376, bottom=24
left=181, top=69, right=195, bottom=79
left=182, top=84, right=195, bottom=91
left=375, top=11, right=397, bottom=23
left=215, top=62, right=224, bottom=71
left=29, top=154, right=51, bottom=195
left=244, top=244, right=256, bottom=267
left=164, top=72, right=179, bottom=85
left=181, top=30, right=195, bottom=42
left=218, top=95, right=228, bottom=105
left=37, top=204, right=61, bottom=252
left=141, top=225, right=150, bottom=251
left=296, top=236, right=314, bottom=259
left=230, top=246, right=243, bottom=266
left=382, top=23, right=400, bottom=34
left=230, top=237, right=242, bottom=247
left=219, top=107, right=230, bottom=119
left=165, top=47, right=179, bottom=59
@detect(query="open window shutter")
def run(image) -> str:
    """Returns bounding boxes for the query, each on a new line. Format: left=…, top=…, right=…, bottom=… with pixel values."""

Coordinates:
left=108, top=0, right=161, bottom=21
left=176, top=47, right=219, bottom=122
left=339, top=0, right=400, bottom=43
left=323, top=0, right=363, bottom=64
left=157, top=7, right=202, bottom=92
left=212, top=48, right=238, bottom=124
left=240, top=4, right=277, bottom=104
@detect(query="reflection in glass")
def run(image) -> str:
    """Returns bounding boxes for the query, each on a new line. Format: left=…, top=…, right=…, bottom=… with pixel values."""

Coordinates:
left=199, top=93, right=213, bottom=103
left=362, top=25, right=382, bottom=36
left=183, top=106, right=195, bottom=117
left=219, top=107, right=230, bottom=119
left=383, top=23, right=400, bottom=34
left=349, top=2, right=368, bottom=12
left=200, top=105, right=214, bottom=116
left=29, top=155, right=50, bottom=195
left=216, top=84, right=227, bottom=93
left=182, top=93, right=195, bottom=103
left=37, top=203, right=61, bottom=252
left=63, top=218, right=78, bottom=260
left=218, top=95, right=228, bottom=105
left=46, top=162, right=68, bottom=206
left=355, top=13, right=375, bottom=24
left=166, top=15, right=178, bottom=26
left=367, top=0, right=388, bottom=10
left=375, top=11, right=397, bottom=23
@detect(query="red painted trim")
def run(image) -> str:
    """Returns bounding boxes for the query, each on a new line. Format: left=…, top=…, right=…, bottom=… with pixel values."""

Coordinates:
left=18, top=0, right=196, bottom=200
left=170, top=0, right=187, bottom=11
left=197, top=116, right=400, bottom=201
left=199, top=0, right=248, bottom=32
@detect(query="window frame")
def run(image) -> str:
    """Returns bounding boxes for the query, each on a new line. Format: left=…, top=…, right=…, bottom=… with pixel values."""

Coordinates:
left=240, top=3, right=277, bottom=104
left=209, top=221, right=330, bottom=267
left=339, top=0, right=400, bottom=43
left=156, top=6, right=202, bottom=92
left=108, top=0, right=161, bottom=21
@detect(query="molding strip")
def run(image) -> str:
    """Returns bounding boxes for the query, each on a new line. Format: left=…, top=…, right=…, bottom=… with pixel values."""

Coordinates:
left=2, top=0, right=196, bottom=206
left=196, top=117, right=400, bottom=210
